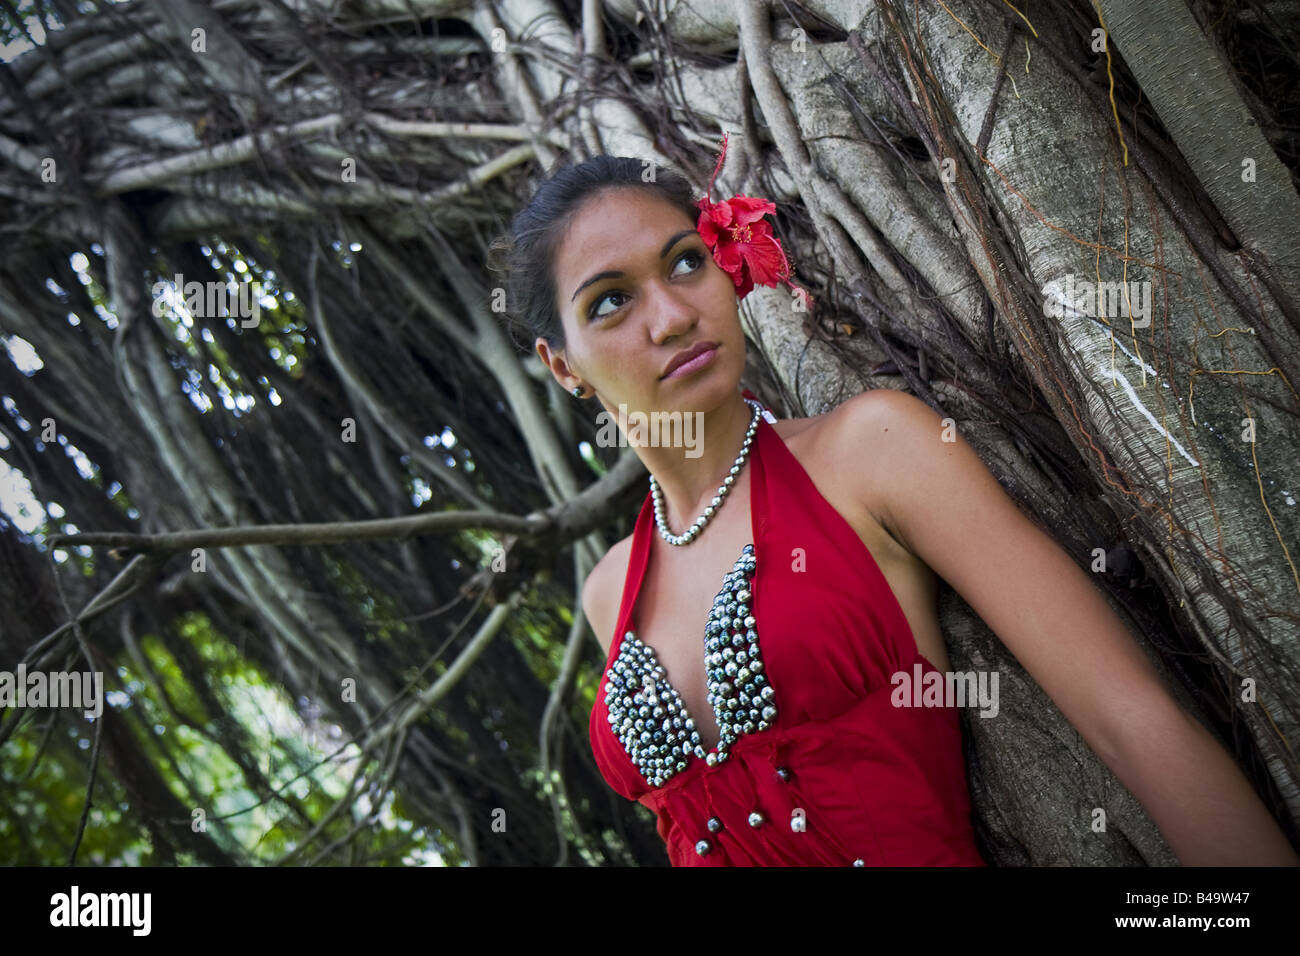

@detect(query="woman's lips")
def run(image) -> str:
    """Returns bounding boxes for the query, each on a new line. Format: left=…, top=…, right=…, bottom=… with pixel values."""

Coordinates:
left=661, top=344, right=719, bottom=380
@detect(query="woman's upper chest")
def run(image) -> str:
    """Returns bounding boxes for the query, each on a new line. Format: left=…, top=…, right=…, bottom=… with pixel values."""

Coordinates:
left=625, top=418, right=950, bottom=754
left=631, top=489, right=758, bottom=753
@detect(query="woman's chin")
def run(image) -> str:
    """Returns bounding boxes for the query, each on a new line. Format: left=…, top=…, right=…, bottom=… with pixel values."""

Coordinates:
left=660, top=382, right=743, bottom=418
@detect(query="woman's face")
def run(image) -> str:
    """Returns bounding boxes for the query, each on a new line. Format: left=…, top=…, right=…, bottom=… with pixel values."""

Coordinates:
left=538, top=188, right=745, bottom=416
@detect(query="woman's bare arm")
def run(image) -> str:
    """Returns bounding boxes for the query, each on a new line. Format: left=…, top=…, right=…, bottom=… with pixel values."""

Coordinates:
left=844, top=388, right=1298, bottom=866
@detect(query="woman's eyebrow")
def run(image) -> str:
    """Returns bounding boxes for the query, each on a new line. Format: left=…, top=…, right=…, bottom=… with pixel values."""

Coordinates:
left=569, top=228, right=697, bottom=303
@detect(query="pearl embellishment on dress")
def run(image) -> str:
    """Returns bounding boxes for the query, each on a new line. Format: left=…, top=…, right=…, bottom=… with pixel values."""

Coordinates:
left=603, top=544, right=776, bottom=788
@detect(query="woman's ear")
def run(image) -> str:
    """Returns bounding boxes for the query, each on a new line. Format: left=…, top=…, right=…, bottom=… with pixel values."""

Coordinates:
left=535, top=337, right=580, bottom=391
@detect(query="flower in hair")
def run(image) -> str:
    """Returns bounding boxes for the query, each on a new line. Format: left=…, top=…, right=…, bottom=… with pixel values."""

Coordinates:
left=695, top=132, right=813, bottom=310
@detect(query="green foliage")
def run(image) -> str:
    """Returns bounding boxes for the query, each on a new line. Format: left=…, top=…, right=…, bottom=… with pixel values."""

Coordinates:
left=0, top=721, right=150, bottom=865
left=1, top=607, right=447, bottom=865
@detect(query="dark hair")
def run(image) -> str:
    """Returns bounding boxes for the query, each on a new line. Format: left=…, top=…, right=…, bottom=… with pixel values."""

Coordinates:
left=489, top=155, right=699, bottom=351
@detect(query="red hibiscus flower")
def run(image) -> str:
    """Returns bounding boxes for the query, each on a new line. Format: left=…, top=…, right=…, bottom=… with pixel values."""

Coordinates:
left=695, top=132, right=814, bottom=311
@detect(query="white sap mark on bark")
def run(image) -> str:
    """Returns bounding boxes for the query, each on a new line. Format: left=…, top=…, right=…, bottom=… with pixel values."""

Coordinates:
left=1108, top=334, right=1159, bottom=380
left=1059, top=307, right=1196, bottom=464
left=1110, top=368, right=1201, bottom=468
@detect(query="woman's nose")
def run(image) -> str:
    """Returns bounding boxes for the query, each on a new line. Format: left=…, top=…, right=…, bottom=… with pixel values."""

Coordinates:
left=647, top=284, right=699, bottom=344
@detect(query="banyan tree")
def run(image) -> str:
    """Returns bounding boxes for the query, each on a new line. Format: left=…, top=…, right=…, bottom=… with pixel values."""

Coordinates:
left=0, top=0, right=1297, bottom=866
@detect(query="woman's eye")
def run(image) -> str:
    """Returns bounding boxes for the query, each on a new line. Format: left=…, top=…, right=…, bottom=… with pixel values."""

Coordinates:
left=587, top=250, right=705, bottom=322
left=672, top=250, right=705, bottom=276
left=589, top=291, right=628, bottom=321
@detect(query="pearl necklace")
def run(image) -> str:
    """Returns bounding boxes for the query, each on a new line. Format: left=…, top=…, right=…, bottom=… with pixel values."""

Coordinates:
left=649, top=398, right=763, bottom=546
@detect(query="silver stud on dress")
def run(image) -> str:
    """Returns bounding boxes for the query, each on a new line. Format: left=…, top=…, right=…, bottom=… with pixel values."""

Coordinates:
left=748, top=811, right=765, bottom=828
left=696, top=840, right=711, bottom=856
left=603, top=545, right=778, bottom=788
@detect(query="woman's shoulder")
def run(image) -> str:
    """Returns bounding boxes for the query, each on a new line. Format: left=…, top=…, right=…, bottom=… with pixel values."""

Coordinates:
left=768, top=391, right=888, bottom=465
left=582, top=532, right=635, bottom=657
left=770, top=389, right=913, bottom=543
left=768, top=388, right=900, bottom=440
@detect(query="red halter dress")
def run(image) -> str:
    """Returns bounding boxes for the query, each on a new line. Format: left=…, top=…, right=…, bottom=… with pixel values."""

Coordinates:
left=588, top=393, right=988, bottom=866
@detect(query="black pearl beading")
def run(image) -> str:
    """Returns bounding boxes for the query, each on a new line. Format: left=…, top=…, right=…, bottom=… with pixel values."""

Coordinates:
left=604, top=544, right=778, bottom=788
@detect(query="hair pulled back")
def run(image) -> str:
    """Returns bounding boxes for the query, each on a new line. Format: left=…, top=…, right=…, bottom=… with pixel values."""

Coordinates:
left=489, top=155, right=699, bottom=351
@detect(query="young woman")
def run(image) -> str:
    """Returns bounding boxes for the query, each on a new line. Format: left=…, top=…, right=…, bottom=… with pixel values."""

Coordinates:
left=497, top=153, right=1299, bottom=867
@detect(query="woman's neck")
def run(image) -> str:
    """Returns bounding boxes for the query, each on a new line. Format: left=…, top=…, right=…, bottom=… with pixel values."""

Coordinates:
left=637, top=390, right=756, bottom=534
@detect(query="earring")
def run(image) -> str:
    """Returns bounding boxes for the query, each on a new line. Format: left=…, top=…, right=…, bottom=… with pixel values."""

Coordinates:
left=571, top=386, right=585, bottom=398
